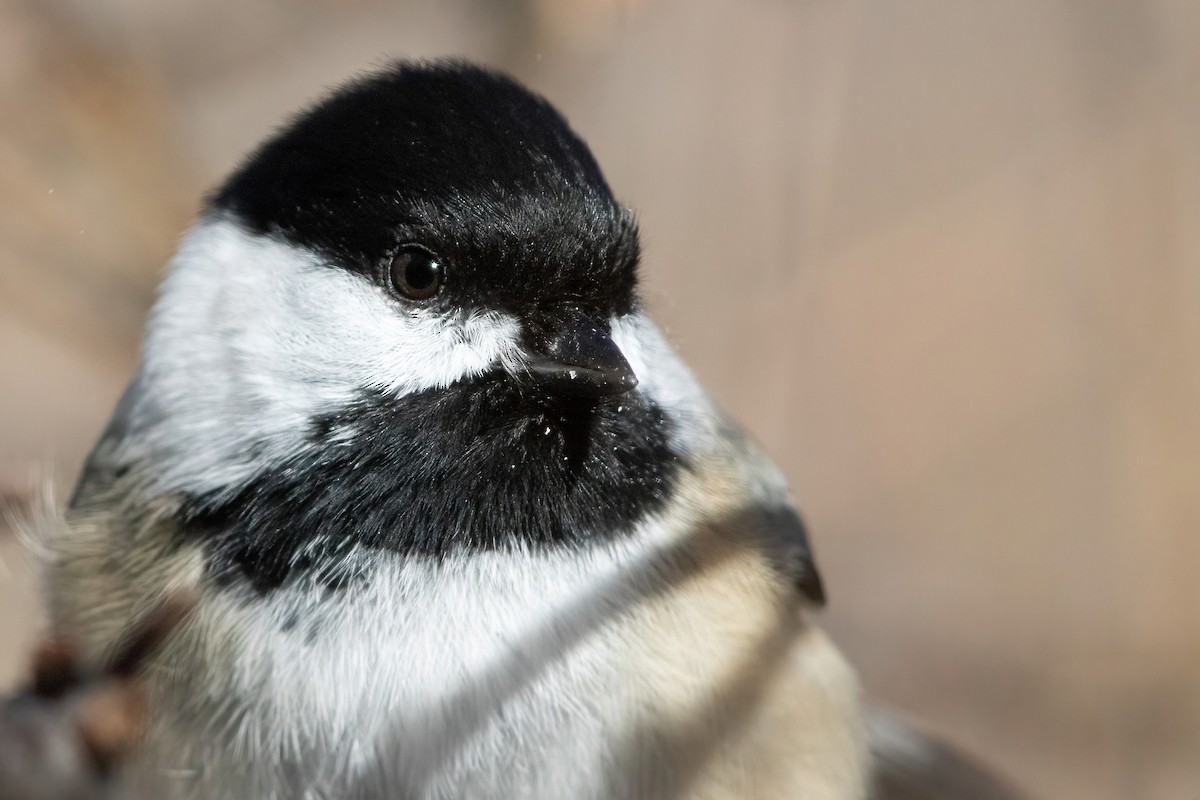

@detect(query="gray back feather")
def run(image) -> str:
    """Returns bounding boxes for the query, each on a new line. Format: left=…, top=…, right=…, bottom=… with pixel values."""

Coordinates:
left=869, top=708, right=1025, bottom=800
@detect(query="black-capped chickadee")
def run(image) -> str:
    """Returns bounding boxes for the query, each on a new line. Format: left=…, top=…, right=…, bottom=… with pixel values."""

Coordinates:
left=47, top=61, right=1015, bottom=800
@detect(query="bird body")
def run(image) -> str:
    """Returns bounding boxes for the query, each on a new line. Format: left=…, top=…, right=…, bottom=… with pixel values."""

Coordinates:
left=43, top=60, right=997, bottom=799
left=55, top=218, right=866, bottom=797
left=58, top=440, right=865, bottom=798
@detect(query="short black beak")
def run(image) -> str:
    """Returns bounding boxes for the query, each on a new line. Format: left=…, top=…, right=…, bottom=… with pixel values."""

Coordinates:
left=525, top=311, right=638, bottom=397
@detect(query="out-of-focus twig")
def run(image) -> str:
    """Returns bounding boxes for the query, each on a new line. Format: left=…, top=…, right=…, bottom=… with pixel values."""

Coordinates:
left=0, top=597, right=192, bottom=800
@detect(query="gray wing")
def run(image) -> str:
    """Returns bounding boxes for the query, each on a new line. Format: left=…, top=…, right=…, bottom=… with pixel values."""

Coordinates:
left=869, top=708, right=1025, bottom=800
left=745, top=504, right=826, bottom=605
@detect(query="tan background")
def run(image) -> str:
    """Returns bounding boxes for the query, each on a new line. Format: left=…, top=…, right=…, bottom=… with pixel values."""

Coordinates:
left=2, top=1, right=1198, bottom=798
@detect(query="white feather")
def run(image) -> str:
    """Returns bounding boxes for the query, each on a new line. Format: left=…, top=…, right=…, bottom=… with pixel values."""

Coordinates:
left=44, top=216, right=866, bottom=798
left=115, top=216, right=524, bottom=496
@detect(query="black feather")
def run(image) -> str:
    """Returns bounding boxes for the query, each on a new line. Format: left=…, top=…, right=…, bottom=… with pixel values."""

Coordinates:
left=213, top=60, right=640, bottom=320
left=178, top=376, right=683, bottom=593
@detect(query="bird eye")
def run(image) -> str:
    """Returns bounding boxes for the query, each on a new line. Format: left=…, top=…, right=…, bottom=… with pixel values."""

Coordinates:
left=389, top=245, right=443, bottom=301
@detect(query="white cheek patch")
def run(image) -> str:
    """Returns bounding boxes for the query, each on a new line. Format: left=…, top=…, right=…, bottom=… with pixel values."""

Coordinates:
left=124, top=216, right=523, bottom=494
left=611, top=312, right=720, bottom=456
left=272, top=262, right=523, bottom=398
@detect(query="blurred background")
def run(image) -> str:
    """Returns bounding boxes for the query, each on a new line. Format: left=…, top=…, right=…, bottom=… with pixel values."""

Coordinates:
left=1, top=0, right=1198, bottom=797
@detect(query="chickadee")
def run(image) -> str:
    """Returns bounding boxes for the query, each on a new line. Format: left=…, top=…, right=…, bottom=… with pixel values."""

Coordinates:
left=47, top=61, right=1013, bottom=800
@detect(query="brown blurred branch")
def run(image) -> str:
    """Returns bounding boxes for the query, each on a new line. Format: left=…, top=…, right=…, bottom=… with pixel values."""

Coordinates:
left=0, top=598, right=192, bottom=800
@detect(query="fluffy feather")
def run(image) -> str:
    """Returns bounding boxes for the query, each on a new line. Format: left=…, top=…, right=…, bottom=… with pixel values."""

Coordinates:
left=48, top=61, right=871, bottom=798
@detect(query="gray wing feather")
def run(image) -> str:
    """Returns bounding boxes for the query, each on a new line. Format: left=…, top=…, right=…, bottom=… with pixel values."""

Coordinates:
left=869, top=708, right=1025, bottom=800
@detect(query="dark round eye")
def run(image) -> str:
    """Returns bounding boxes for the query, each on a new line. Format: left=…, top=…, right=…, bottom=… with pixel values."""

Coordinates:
left=389, top=246, right=444, bottom=301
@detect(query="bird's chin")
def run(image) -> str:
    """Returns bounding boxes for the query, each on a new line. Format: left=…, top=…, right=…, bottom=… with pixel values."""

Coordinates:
left=474, top=368, right=635, bottom=411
